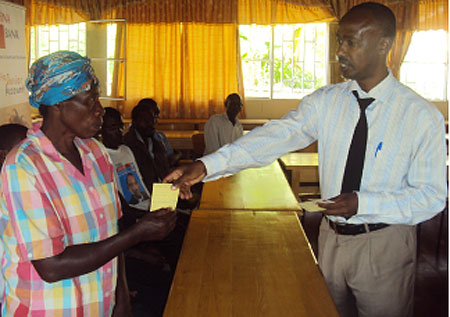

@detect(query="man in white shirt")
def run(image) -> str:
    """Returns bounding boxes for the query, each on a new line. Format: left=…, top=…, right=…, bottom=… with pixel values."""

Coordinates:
left=164, top=3, right=447, bottom=316
left=204, top=93, right=244, bottom=154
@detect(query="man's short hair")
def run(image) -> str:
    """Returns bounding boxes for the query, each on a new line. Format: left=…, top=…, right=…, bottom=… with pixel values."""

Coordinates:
left=343, top=2, right=396, bottom=39
left=225, top=93, right=241, bottom=107
left=0, top=124, right=28, bottom=150
left=103, top=107, right=122, bottom=121
left=132, top=98, right=159, bottom=122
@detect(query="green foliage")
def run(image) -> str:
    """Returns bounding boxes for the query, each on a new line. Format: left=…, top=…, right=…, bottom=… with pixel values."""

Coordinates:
left=240, top=33, right=323, bottom=92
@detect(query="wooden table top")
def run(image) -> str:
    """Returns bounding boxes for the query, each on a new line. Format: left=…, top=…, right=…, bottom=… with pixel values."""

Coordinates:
left=279, top=152, right=319, bottom=169
left=164, top=210, right=338, bottom=317
left=199, top=161, right=301, bottom=211
left=163, top=130, right=202, bottom=138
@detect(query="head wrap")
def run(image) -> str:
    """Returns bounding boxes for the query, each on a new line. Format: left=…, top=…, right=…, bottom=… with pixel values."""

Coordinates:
left=25, top=51, right=99, bottom=108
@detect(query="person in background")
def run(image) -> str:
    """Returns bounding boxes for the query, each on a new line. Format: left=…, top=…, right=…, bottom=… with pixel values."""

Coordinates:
left=133, top=98, right=181, bottom=166
left=0, top=124, right=28, bottom=167
left=124, top=100, right=199, bottom=210
left=0, top=51, right=176, bottom=316
left=203, top=93, right=243, bottom=154
left=0, top=123, right=28, bottom=312
left=164, top=3, right=447, bottom=316
left=101, top=107, right=186, bottom=316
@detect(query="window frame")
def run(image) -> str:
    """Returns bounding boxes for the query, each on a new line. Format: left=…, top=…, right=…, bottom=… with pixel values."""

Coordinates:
left=29, top=19, right=127, bottom=102
left=239, top=22, right=330, bottom=100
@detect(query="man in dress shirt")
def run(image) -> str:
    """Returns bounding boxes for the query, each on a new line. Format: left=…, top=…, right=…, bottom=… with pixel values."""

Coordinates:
left=203, top=93, right=244, bottom=154
left=163, top=3, right=447, bottom=316
left=0, top=51, right=176, bottom=316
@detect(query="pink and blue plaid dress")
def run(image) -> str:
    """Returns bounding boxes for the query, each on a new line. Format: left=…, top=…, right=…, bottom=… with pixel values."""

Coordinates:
left=0, top=123, right=122, bottom=316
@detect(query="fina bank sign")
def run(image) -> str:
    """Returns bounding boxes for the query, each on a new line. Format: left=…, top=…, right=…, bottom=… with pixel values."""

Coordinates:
left=0, top=0, right=29, bottom=127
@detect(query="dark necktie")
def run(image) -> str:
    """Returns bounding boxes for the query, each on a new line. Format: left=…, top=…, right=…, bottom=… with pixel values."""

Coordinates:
left=341, top=91, right=375, bottom=193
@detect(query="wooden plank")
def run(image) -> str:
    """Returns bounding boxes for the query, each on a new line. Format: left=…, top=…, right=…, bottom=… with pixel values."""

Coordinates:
left=199, top=161, right=301, bottom=211
left=164, top=210, right=338, bottom=317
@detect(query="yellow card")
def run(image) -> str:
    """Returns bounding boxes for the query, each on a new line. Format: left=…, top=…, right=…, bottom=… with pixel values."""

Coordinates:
left=298, top=199, right=334, bottom=212
left=150, top=183, right=179, bottom=212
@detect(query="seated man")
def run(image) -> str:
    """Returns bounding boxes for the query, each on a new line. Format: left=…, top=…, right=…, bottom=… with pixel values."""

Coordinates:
left=133, top=98, right=181, bottom=167
left=101, top=107, right=186, bottom=316
left=124, top=100, right=198, bottom=210
left=204, top=93, right=243, bottom=154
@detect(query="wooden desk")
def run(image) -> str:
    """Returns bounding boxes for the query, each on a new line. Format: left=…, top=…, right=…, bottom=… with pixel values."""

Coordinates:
left=163, top=130, right=201, bottom=150
left=278, top=153, right=319, bottom=199
left=164, top=210, right=338, bottom=317
left=199, top=161, right=301, bottom=211
left=123, top=118, right=270, bottom=131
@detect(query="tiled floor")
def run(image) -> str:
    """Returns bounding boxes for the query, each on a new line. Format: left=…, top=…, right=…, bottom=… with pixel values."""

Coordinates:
left=301, top=209, right=448, bottom=317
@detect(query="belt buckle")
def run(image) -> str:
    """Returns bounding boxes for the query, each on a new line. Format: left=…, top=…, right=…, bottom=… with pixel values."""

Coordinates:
left=331, top=221, right=338, bottom=234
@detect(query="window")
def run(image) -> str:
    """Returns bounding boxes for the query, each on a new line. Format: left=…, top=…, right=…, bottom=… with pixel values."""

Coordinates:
left=239, top=23, right=328, bottom=99
left=29, top=20, right=126, bottom=101
left=30, top=23, right=86, bottom=67
left=400, top=30, right=448, bottom=101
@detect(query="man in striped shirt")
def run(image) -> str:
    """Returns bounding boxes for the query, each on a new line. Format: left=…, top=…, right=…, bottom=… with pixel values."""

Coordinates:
left=164, top=3, right=447, bottom=316
left=0, top=51, right=176, bottom=316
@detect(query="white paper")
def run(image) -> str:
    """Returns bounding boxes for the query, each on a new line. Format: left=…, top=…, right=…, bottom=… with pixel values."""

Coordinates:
left=298, top=199, right=334, bottom=212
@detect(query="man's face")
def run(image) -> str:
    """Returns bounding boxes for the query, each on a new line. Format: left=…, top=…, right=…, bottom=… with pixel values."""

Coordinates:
left=101, top=115, right=124, bottom=149
left=58, top=86, right=104, bottom=139
left=135, top=108, right=158, bottom=138
left=127, top=174, right=141, bottom=198
left=336, top=14, right=384, bottom=82
left=226, top=96, right=243, bottom=120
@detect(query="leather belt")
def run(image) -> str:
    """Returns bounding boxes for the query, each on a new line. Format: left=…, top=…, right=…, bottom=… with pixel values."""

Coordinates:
left=328, top=220, right=389, bottom=235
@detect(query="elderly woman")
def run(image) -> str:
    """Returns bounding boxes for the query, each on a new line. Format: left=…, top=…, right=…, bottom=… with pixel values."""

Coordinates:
left=0, top=51, right=176, bottom=316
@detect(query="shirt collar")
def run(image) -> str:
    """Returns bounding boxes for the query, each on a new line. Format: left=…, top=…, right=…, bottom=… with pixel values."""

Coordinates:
left=349, top=68, right=396, bottom=103
left=29, top=122, right=63, bottom=162
left=29, top=122, right=94, bottom=170
left=221, top=112, right=240, bottom=124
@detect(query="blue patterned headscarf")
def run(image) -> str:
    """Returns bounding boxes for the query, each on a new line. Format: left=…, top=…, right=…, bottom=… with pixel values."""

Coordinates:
left=25, top=51, right=99, bottom=108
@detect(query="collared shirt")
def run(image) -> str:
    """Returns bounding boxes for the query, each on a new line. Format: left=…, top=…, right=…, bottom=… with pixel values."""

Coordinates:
left=204, top=113, right=244, bottom=154
left=201, top=71, right=447, bottom=225
left=0, top=123, right=121, bottom=316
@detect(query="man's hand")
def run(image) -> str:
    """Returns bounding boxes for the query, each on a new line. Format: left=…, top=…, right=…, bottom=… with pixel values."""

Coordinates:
left=134, top=208, right=177, bottom=242
left=317, top=192, right=358, bottom=219
left=163, top=161, right=207, bottom=199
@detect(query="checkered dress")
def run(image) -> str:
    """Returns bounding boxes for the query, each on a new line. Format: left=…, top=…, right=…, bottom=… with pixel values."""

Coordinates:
left=0, top=123, right=122, bottom=316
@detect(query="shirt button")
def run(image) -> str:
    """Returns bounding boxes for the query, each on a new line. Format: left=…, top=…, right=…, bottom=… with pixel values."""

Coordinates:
left=105, top=292, right=110, bottom=297
left=89, top=187, right=95, bottom=192
left=100, top=214, right=104, bottom=219
left=28, top=252, right=33, bottom=259
left=107, top=268, right=111, bottom=273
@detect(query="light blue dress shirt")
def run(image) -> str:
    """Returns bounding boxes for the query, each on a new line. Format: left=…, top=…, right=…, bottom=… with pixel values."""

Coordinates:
left=200, top=70, right=447, bottom=225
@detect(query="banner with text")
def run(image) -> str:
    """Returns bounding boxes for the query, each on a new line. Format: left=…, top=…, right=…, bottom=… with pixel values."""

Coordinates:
left=0, top=0, right=29, bottom=127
